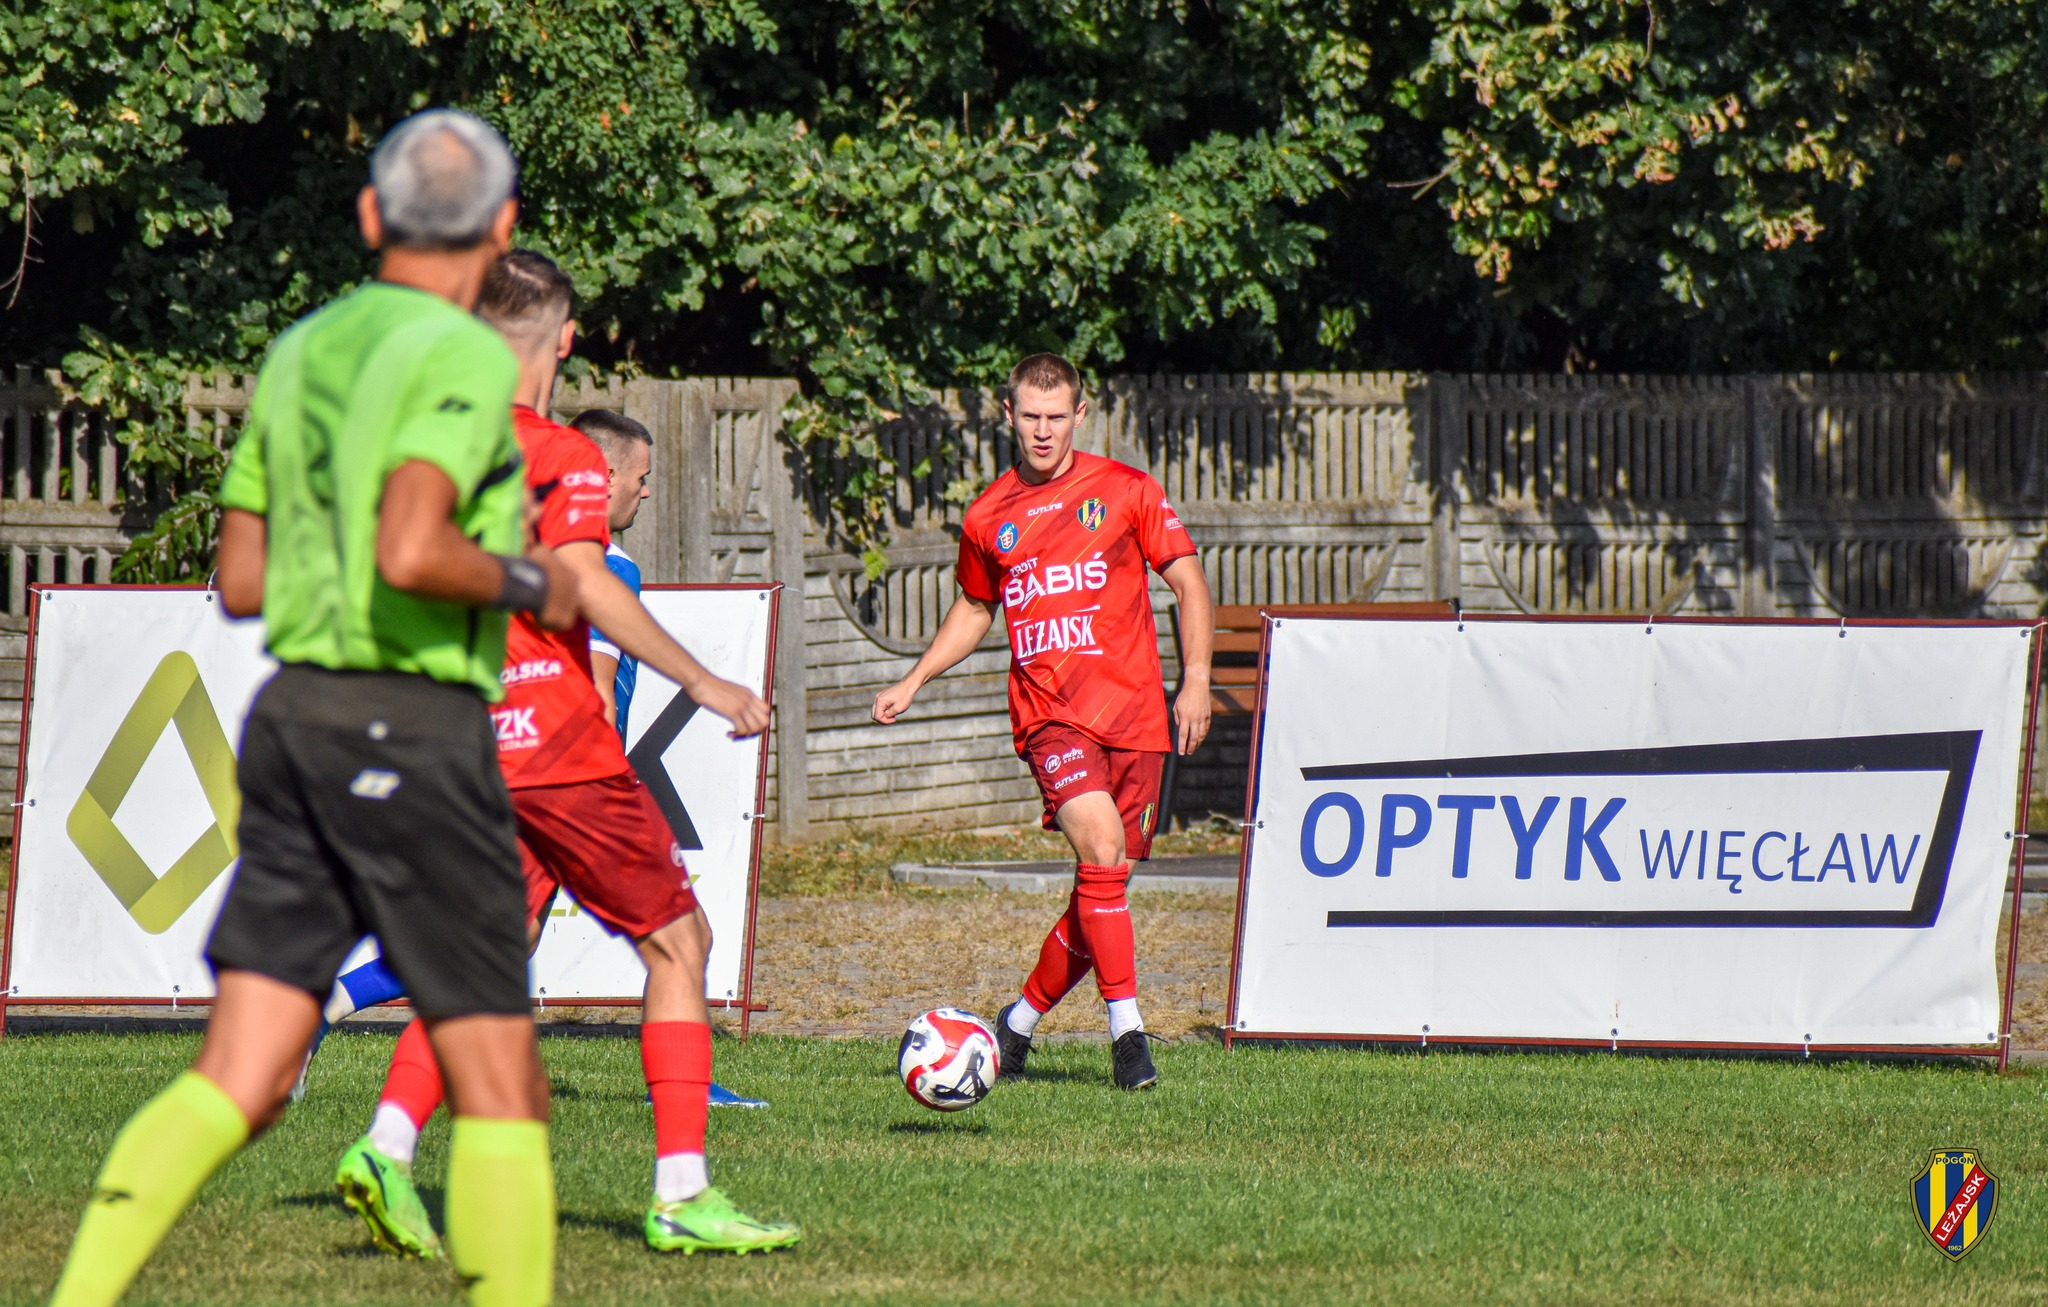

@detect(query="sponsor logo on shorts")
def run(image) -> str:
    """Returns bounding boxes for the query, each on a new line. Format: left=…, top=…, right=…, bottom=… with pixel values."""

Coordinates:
left=65, top=651, right=241, bottom=935
left=1078, top=497, right=1107, bottom=531
left=1140, top=802, right=1156, bottom=836
left=348, top=769, right=402, bottom=800
left=1053, top=769, right=1090, bottom=791
left=500, top=659, right=564, bottom=686
left=1043, top=744, right=1086, bottom=774
left=996, top=521, right=1019, bottom=552
left=491, top=706, right=540, bottom=749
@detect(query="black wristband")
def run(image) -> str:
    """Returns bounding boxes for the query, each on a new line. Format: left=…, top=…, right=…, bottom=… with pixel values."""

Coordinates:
left=493, top=554, right=551, bottom=612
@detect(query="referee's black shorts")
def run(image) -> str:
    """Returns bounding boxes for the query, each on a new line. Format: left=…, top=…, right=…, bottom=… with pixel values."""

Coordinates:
left=206, top=663, right=530, bottom=1018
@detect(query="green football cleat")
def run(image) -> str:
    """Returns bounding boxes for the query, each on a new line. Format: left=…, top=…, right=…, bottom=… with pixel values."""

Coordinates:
left=645, top=1187, right=802, bottom=1256
left=335, top=1136, right=443, bottom=1259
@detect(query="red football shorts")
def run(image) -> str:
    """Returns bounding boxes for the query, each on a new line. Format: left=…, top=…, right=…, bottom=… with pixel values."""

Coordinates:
left=512, top=771, right=698, bottom=940
left=1024, top=722, right=1166, bottom=861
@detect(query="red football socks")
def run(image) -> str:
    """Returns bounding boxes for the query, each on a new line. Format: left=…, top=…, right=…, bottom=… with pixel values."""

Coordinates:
left=380, top=1018, right=446, bottom=1128
left=1022, top=895, right=1095, bottom=1013
left=642, top=1021, right=711, bottom=1161
left=1073, top=862, right=1138, bottom=1001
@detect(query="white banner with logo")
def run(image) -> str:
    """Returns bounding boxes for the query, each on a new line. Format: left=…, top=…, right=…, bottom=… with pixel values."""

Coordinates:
left=1231, top=617, right=2037, bottom=1049
left=5, top=585, right=773, bottom=1006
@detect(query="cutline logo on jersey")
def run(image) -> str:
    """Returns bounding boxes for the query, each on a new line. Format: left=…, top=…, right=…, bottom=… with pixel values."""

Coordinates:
left=500, top=659, right=564, bottom=686
left=561, top=469, right=606, bottom=488
left=1078, top=497, right=1107, bottom=531
left=1027, top=501, right=1065, bottom=517
left=996, top=521, right=1019, bottom=552
left=491, top=706, right=540, bottom=750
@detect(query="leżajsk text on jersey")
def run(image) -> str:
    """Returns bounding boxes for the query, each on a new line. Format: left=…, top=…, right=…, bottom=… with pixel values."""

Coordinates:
left=956, top=451, right=1195, bottom=754
left=494, top=406, right=632, bottom=788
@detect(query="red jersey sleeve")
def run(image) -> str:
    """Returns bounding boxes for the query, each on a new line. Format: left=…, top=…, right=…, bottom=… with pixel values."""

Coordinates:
left=956, top=516, right=1001, bottom=602
left=1131, top=473, right=1196, bottom=572
left=533, top=433, right=612, bottom=551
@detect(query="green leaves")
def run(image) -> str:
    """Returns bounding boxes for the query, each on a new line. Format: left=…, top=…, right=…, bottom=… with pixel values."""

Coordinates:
left=10, top=0, right=2048, bottom=582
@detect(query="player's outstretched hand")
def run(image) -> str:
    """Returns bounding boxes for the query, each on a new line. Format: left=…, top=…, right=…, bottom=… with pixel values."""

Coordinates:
left=699, top=677, right=771, bottom=739
left=872, top=679, right=917, bottom=725
left=530, top=545, right=581, bottom=632
left=1173, top=682, right=1212, bottom=756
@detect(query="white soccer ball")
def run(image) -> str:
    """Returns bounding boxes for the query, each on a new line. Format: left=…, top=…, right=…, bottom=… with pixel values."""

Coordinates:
left=898, top=1007, right=1000, bottom=1112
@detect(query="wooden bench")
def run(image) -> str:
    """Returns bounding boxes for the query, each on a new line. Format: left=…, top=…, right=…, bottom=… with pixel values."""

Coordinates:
left=1159, top=600, right=1457, bottom=823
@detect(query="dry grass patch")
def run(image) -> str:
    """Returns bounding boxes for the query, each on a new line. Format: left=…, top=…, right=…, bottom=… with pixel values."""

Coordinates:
left=748, top=889, right=1235, bottom=1042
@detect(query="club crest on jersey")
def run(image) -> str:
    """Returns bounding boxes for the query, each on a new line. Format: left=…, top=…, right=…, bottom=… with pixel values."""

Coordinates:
left=1911, top=1149, right=1997, bottom=1259
left=996, top=521, right=1019, bottom=552
left=1078, top=498, right=1107, bottom=531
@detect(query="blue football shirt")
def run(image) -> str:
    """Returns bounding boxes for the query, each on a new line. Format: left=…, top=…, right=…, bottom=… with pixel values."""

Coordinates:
left=589, top=541, right=642, bottom=744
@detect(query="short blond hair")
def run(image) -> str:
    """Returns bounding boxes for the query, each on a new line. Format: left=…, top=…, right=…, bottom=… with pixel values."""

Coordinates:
left=1007, top=353, right=1081, bottom=404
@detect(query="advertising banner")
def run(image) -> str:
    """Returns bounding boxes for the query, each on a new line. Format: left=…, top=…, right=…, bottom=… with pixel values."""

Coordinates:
left=4, top=585, right=775, bottom=1010
left=1229, top=617, right=2038, bottom=1050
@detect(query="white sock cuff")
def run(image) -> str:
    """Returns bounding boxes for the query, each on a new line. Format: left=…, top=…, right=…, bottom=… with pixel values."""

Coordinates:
left=655, top=1152, right=710, bottom=1204
left=1007, top=998, right=1043, bottom=1037
left=367, top=1102, right=421, bottom=1166
left=1107, top=998, right=1144, bottom=1039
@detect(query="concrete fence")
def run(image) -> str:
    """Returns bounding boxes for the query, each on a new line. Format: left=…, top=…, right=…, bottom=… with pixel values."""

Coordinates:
left=5, top=368, right=2046, bottom=840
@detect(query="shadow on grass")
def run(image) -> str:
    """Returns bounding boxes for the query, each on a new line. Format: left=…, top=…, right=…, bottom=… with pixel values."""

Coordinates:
left=559, top=1209, right=642, bottom=1242
left=1006, top=1066, right=1107, bottom=1086
left=886, top=1119, right=989, bottom=1135
left=276, top=1192, right=349, bottom=1213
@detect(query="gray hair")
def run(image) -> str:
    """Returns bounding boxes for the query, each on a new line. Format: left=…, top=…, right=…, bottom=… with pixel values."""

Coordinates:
left=368, top=110, right=518, bottom=249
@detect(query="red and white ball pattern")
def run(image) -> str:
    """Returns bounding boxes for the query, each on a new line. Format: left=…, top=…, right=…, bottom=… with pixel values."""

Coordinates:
left=898, top=1008, right=1000, bottom=1111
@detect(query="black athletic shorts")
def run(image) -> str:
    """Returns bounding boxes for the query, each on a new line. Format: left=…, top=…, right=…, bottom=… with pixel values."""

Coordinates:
left=206, top=663, right=530, bottom=1018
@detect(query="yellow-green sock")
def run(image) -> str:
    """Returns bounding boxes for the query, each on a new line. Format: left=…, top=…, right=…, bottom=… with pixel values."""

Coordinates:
left=49, top=1071, right=250, bottom=1307
left=445, top=1117, right=555, bottom=1307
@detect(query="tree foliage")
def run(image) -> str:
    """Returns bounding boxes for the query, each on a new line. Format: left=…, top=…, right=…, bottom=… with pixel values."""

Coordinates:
left=3, top=1, right=2045, bottom=574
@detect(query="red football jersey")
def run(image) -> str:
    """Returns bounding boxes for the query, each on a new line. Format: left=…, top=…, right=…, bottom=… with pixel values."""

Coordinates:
left=492, top=406, right=630, bottom=789
left=957, top=451, right=1196, bottom=753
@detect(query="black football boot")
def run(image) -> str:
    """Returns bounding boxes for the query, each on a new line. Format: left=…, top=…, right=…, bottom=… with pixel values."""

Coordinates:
left=1111, top=1029, right=1158, bottom=1091
left=995, top=1002, right=1033, bottom=1081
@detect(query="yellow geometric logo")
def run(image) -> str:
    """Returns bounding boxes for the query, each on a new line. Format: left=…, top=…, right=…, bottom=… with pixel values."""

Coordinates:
left=65, top=652, right=241, bottom=934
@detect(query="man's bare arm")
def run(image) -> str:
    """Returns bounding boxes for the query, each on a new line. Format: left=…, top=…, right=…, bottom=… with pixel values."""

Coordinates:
left=1161, top=553, right=1213, bottom=756
left=217, top=509, right=267, bottom=618
left=555, top=540, right=770, bottom=738
left=871, top=593, right=998, bottom=724
left=377, top=460, right=578, bottom=629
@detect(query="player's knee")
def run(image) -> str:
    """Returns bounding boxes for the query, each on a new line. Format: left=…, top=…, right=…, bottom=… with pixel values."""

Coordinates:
left=638, top=918, right=707, bottom=978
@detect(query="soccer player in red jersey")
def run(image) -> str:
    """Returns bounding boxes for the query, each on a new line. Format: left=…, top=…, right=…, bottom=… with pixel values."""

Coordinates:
left=335, top=250, right=801, bottom=1257
left=873, top=353, right=1214, bottom=1090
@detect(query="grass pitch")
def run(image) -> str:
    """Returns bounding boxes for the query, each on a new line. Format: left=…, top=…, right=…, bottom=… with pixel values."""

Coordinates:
left=0, top=1031, right=2044, bottom=1305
